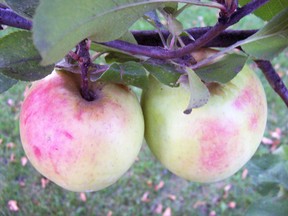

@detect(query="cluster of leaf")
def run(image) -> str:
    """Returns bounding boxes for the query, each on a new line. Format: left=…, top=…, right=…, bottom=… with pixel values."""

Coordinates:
left=245, top=146, right=288, bottom=216
left=0, top=0, right=287, bottom=109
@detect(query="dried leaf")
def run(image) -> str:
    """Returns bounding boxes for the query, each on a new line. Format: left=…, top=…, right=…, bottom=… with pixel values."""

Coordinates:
left=8, top=200, right=19, bottom=212
left=19, top=180, right=26, bottom=187
left=80, top=193, right=87, bottom=202
left=154, top=181, right=165, bottom=191
left=167, top=194, right=177, bottom=201
left=270, top=140, right=281, bottom=152
left=242, top=168, right=249, bottom=179
left=209, top=210, right=216, bottom=216
left=41, top=178, right=49, bottom=189
left=9, top=153, right=15, bottom=162
left=146, top=180, right=153, bottom=187
left=224, top=184, right=232, bottom=192
left=21, top=156, right=28, bottom=166
left=162, top=207, right=172, bottom=216
left=7, top=99, right=15, bottom=107
left=228, top=201, right=237, bottom=209
left=193, top=201, right=206, bottom=209
left=141, top=191, right=150, bottom=203
left=6, top=142, right=15, bottom=149
left=0, top=139, right=3, bottom=145
left=262, top=137, right=273, bottom=145
left=154, top=203, right=163, bottom=214
left=107, top=211, right=113, bottom=216
left=270, top=128, right=282, bottom=140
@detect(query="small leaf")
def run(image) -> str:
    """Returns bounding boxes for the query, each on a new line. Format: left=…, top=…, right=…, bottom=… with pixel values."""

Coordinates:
left=143, top=62, right=181, bottom=87
left=194, top=52, right=247, bottom=84
left=184, top=68, right=210, bottom=114
left=241, top=8, right=288, bottom=60
left=94, top=61, right=149, bottom=89
left=239, top=0, right=288, bottom=21
left=7, top=200, right=19, bottom=212
left=0, top=31, right=53, bottom=81
left=246, top=198, right=288, bottom=216
left=0, top=73, right=17, bottom=93
left=105, top=52, right=140, bottom=64
left=5, top=0, right=39, bottom=19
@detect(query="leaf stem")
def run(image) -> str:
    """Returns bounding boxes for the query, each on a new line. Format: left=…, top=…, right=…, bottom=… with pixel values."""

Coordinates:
left=255, top=60, right=288, bottom=107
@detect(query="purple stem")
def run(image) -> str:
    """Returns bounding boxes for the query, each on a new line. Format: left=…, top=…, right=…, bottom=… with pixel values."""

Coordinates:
left=0, top=8, right=32, bottom=30
left=100, top=0, right=269, bottom=59
left=255, top=60, right=288, bottom=107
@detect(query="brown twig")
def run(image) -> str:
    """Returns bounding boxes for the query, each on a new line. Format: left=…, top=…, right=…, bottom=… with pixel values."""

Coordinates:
left=255, top=60, right=288, bottom=107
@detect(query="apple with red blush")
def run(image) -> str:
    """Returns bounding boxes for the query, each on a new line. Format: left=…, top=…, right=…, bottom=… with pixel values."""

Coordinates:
left=19, top=70, right=144, bottom=192
left=141, top=51, right=267, bottom=182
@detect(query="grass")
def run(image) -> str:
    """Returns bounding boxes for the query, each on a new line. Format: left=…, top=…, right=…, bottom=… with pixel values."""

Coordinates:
left=1, top=5, right=288, bottom=216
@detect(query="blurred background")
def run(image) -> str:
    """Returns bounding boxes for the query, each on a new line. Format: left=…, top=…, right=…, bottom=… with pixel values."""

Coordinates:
left=1, top=6, right=288, bottom=216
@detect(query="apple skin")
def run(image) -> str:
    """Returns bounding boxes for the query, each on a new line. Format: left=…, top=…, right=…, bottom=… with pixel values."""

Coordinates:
left=141, top=65, right=267, bottom=182
left=19, top=71, right=144, bottom=192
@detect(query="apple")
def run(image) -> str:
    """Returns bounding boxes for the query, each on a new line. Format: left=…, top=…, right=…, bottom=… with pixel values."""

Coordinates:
left=141, top=62, right=267, bottom=182
left=19, top=70, right=144, bottom=192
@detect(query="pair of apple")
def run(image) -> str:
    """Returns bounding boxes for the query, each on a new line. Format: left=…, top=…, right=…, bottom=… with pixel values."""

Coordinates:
left=19, top=50, right=267, bottom=192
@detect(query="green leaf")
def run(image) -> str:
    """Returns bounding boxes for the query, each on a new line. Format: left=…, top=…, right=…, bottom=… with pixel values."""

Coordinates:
left=239, top=0, right=288, bottom=21
left=183, top=68, right=210, bottom=114
left=33, top=0, right=223, bottom=65
left=105, top=53, right=140, bottom=64
left=0, top=73, right=17, bottom=93
left=92, top=61, right=149, bottom=89
left=143, top=61, right=181, bottom=87
left=0, top=30, right=54, bottom=81
left=0, top=27, right=21, bottom=38
left=5, top=0, right=39, bottom=19
left=195, top=52, right=248, bottom=84
left=33, top=0, right=167, bottom=65
left=246, top=198, right=288, bottom=216
left=246, top=154, right=288, bottom=195
left=241, top=8, right=288, bottom=60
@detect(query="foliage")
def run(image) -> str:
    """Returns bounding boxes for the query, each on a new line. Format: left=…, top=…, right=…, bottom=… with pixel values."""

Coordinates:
left=0, top=0, right=288, bottom=215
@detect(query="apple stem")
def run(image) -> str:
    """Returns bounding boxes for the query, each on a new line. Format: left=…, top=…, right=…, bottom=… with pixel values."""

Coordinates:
left=76, top=39, right=95, bottom=101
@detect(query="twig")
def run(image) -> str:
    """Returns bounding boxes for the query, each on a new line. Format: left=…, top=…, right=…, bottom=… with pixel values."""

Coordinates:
left=255, top=60, right=288, bottom=107
left=132, top=28, right=257, bottom=47
left=101, top=0, right=269, bottom=59
left=0, top=8, right=32, bottom=30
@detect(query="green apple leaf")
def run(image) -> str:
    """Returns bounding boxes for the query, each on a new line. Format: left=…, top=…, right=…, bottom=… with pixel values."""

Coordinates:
left=0, top=73, right=17, bottom=93
left=0, top=27, right=21, bottom=38
left=241, top=8, right=288, bottom=60
left=143, top=61, right=181, bottom=87
left=0, top=30, right=54, bottom=81
left=33, top=0, right=163, bottom=65
left=194, top=52, right=248, bottom=84
left=183, top=68, right=210, bottom=114
left=4, top=0, right=39, bottom=19
left=246, top=154, right=288, bottom=194
left=105, top=53, right=140, bottom=64
left=92, top=61, right=149, bottom=89
left=239, top=0, right=288, bottom=21
left=33, top=0, right=223, bottom=65
left=246, top=198, right=288, bottom=216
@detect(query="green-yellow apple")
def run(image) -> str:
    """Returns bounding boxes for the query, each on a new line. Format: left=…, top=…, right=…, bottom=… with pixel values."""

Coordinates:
left=19, top=70, right=144, bottom=192
left=141, top=64, right=267, bottom=182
